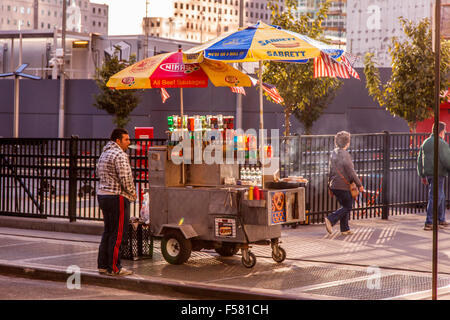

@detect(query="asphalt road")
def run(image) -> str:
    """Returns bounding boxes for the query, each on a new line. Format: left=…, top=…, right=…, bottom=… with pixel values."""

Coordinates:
left=0, top=274, right=193, bottom=300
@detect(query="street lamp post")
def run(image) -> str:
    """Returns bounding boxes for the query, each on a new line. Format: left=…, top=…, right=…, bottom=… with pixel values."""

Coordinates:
left=0, top=64, right=41, bottom=137
left=432, top=0, right=442, bottom=301
left=58, top=0, right=67, bottom=138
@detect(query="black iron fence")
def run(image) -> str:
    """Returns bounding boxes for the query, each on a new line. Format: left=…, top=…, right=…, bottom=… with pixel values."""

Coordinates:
left=0, top=137, right=166, bottom=221
left=0, top=133, right=439, bottom=224
left=279, top=132, right=439, bottom=224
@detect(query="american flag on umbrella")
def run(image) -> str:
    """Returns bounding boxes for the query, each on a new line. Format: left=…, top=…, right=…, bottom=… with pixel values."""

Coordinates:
left=160, top=88, right=170, bottom=103
left=314, top=52, right=360, bottom=80
left=249, top=76, right=284, bottom=105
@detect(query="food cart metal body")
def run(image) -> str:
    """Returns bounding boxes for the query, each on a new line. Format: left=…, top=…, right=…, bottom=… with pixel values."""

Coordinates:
left=147, top=146, right=306, bottom=268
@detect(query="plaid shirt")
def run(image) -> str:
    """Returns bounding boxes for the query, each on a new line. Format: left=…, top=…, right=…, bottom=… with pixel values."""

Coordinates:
left=96, top=141, right=136, bottom=201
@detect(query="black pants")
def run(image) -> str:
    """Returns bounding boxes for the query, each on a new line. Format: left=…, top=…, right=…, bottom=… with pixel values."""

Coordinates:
left=328, top=189, right=353, bottom=232
left=97, top=195, right=130, bottom=273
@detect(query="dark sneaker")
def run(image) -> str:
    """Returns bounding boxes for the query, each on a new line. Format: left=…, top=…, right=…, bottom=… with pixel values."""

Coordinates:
left=325, top=217, right=333, bottom=234
left=98, top=268, right=108, bottom=275
left=107, top=268, right=133, bottom=276
left=424, top=224, right=433, bottom=231
left=439, top=221, right=449, bottom=227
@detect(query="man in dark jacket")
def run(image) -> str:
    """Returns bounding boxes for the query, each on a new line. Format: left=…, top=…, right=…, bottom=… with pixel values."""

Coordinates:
left=417, top=121, right=450, bottom=230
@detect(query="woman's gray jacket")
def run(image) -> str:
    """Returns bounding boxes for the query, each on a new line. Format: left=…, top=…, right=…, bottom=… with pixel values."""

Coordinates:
left=328, top=148, right=362, bottom=191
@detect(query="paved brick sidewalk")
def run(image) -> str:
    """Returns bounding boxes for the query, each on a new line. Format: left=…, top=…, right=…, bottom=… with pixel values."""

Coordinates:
left=1, top=212, right=450, bottom=299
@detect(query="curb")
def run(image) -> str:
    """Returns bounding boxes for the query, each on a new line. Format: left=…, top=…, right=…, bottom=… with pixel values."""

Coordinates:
left=0, top=262, right=310, bottom=300
left=0, top=216, right=103, bottom=236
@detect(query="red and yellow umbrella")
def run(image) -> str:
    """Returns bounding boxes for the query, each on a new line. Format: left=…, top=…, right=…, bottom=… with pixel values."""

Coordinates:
left=107, top=49, right=252, bottom=116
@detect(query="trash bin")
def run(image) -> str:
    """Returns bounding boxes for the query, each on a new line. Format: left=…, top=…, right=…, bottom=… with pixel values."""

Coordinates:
left=121, top=221, right=153, bottom=261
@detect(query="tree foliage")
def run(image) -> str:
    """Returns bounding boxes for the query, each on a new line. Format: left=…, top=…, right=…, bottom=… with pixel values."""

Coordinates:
left=263, top=0, right=343, bottom=135
left=94, top=49, right=141, bottom=128
left=364, top=18, right=450, bottom=132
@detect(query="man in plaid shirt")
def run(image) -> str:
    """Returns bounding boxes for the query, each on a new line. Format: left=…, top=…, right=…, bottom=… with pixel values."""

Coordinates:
left=97, top=128, right=136, bottom=276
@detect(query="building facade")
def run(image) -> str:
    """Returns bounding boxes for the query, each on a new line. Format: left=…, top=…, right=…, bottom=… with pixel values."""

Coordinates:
left=143, top=0, right=284, bottom=44
left=0, top=0, right=108, bottom=34
left=346, top=0, right=434, bottom=67
left=296, top=0, right=346, bottom=47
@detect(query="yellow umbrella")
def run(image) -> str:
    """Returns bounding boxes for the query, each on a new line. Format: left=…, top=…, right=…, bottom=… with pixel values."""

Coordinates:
left=107, top=49, right=252, bottom=117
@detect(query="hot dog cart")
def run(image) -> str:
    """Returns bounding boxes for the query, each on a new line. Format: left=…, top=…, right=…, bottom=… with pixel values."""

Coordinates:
left=147, top=115, right=307, bottom=268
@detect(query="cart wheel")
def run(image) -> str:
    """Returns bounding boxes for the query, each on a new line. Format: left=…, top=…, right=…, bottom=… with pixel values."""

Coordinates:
left=241, top=251, right=256, bottom=268
left=272, top=247, right=286, bottom=263
left=215, top=243, right=239, bottom=257
left=161, top=230, right=192, bottom=265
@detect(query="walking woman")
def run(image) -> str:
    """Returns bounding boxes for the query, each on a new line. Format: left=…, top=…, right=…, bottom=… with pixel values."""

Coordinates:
left=325, top=131, right=364, bottom=235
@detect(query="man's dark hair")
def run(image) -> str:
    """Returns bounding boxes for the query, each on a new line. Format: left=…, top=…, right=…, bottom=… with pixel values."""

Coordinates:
left=110, top=128, right=129, bottom=142
left=432, top=121, right=446, bottom=134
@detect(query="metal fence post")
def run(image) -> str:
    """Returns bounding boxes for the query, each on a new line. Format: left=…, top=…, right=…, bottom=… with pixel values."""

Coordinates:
left=68, top=135, right=78, bottom=222
left=382, top=131, right=390, bottom=220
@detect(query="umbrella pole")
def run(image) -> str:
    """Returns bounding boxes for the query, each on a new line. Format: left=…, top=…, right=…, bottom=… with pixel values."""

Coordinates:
left=259, top=60, right=265, bottom=188
left=180, top=87, right=185, bottom=185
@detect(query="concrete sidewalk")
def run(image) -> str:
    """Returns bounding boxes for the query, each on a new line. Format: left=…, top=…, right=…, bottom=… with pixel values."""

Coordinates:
left=2, top=212, right=450, bottom=300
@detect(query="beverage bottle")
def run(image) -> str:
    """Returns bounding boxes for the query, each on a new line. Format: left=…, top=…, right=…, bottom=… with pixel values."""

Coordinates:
left=256, top=168, right=262, bottom=186
left=240, top=166, right=245, bottom=180
left=244, top=167, right=250, bottom=181
left=167, top=116, right=174, bottom=132
left=250, top=167, right=256, bottom=184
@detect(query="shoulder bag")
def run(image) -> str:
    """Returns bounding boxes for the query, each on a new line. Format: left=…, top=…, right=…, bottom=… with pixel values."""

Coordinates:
left=335, top=167, right=359, bottom=199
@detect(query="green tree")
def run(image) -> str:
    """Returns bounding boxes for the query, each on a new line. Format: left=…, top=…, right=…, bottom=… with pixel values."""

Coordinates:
left=263, top=0, right=343, bottom=135
left=364, top=17, right=450, bottom=132
left=94, top=48, right=141, bottom=128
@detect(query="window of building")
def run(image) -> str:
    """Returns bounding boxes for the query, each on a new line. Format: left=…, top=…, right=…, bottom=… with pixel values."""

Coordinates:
left=92, top=21, right=95, bottom=26
left=174, top=3, right=177, bottom=8
left=186, top=4, right=189, bottom=9
left=20, top=7, right=24, bottom=14
left=93, top=7, right=95, bottom=14
left=180, top=3, right=183, bottom=9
